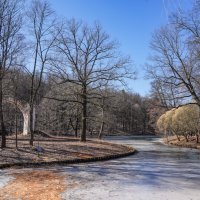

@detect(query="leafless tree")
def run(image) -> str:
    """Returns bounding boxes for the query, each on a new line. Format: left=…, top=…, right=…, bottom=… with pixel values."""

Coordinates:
left=148, top=25, right=199, bottom=106
left=0, top=0, right=24, bottom=148
left=147, top=1, right=200, bottom=109
left=26, top=0, right=59, bottom=145
left=51, top=19, right=134, bottom=141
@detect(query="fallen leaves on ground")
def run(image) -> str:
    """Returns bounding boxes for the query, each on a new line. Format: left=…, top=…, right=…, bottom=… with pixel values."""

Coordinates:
left=0, top=136, right=131, bottom=165
left=0, top=170, right=66, bottom=200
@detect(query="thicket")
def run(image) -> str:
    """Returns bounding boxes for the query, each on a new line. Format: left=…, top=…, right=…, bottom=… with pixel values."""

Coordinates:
left=157, top=104, right=200, bottom=143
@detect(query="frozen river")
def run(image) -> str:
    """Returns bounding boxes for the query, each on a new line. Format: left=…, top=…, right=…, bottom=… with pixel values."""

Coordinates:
left=1, top=136, right=200, bottom=200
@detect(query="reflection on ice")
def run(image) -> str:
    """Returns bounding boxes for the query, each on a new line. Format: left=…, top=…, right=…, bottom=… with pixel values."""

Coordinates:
left=61, top=136, right=200, bottom=200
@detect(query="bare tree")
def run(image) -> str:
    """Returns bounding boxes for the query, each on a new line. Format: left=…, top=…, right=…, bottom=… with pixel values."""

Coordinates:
left=149, top=79, right=181, bottom=109
left=52, top=19, right=134, bottom=141
left=148, top=1, right=200, bottom=108
left=27, top=0, right=58, bottom=145
left=148, top=24, right=200, bottom=106
left=0, top=0, right=24, bottom=148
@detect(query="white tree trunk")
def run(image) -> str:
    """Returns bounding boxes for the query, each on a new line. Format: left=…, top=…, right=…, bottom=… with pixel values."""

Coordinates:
left=22, top=104, right=31, bottom=135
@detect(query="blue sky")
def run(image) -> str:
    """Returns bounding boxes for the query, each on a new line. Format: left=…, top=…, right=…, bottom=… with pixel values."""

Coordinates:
left=49, top=0, right=193, bottom=96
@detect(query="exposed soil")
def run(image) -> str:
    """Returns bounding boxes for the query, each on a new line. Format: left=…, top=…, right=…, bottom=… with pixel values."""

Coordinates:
left=0, top=170, right=67, bottom=200
left=0, top=135, right=134, bottom=167
left=165, top=136, right=200, bottom=149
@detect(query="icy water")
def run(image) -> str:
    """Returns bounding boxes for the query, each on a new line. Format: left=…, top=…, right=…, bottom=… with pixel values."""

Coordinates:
left=1, top=136, right=200, bottom=200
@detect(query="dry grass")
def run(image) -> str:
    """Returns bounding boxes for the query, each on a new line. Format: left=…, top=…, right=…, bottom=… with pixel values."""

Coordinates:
left=165, top=136, right=200, bottom=149
left=0, top=135, right=130, bottom=166
left=0, top=170, right=67, bottom=200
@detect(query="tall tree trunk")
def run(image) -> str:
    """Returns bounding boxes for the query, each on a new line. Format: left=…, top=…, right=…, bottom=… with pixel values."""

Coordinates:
left=75, top=118, right=79, bottom=137
left=98, top=121, right=105, bottom=139
left=69, top=117, right=79, bottom=137
left=198, top=106, right=200, bottom=144
left=15, top=100, right=18, bottom=149
left=29, top=105, right=34, bottom=146
left=98, top=108, right=105, bottom=139
left=81, top=86, right=87, bottom=142
left=29, top=36, right=38, bottom=146
left=196, top=134, right=199, bottom=143
left=0, top=78, right=6, bottom=148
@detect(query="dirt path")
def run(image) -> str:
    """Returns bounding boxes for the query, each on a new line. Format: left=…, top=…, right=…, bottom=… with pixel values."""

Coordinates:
left=0, top=170, right=66, bottom=200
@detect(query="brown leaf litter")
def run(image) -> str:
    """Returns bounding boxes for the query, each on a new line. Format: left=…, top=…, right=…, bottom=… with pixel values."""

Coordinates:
left=0, top=170, right=73, bottom=200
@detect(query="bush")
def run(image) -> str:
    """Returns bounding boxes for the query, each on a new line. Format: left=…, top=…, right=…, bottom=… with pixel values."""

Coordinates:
left=157, top=104, right=200, bottom=142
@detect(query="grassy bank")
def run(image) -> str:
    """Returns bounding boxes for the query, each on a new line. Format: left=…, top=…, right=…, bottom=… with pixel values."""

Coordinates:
left=0, top=135, right=135, bottom=168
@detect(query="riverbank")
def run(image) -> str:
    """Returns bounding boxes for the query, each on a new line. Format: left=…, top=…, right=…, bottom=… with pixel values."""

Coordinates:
left=165, top=136, right=200, bottom=149
left=0, top=135, right=135, bottom=169
left=1, top=136, right=200, bottom=200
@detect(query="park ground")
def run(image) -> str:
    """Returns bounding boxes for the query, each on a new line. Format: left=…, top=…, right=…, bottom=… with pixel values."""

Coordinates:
left=165, top=136, right=200, bottom=149
left=0, top=135, right=134, bottom=167
left=0, top=169, right=67, bottom=200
